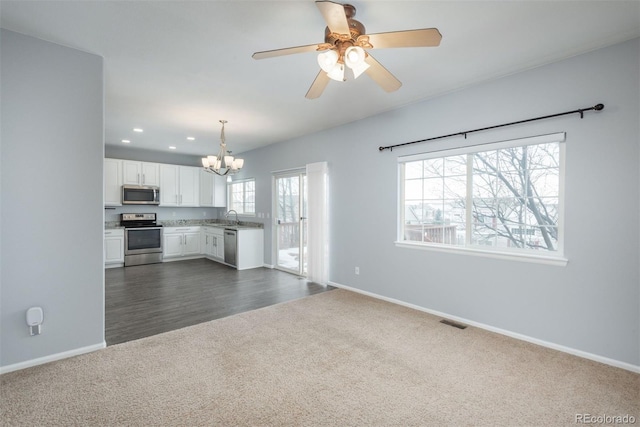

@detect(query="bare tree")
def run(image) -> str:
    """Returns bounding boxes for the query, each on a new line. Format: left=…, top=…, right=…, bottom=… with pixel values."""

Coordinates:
left=471, top=143, right=559, bottom=250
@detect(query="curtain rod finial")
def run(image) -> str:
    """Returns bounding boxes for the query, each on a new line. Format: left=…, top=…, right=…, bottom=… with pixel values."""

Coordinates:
left=594, top=103, right=604, bottom=111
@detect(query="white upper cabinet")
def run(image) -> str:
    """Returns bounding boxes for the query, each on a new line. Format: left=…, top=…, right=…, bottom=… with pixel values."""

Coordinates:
left=160, top=164, right=200, bottom=207
left=122, top=160, right=160, bottom=186
left=104, top=158, right=122, bottom=206
left=199, top=170, right=227, bottom=207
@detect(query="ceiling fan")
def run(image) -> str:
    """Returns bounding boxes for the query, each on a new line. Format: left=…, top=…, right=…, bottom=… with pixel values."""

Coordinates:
left=252, top=0, right=442, bottom=99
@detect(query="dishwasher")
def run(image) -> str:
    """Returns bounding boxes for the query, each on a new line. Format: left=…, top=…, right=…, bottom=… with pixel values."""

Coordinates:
left=224, top=229, right=237, bottom=267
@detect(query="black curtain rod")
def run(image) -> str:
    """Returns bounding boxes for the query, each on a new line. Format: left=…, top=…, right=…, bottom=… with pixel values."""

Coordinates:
left=378, top=103, right=605, bottom=152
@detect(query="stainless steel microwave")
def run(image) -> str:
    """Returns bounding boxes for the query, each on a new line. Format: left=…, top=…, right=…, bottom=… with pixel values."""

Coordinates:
left=122, top=185, right=160, bottom=205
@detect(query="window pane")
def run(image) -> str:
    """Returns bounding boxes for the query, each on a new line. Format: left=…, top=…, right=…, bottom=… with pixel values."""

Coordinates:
left=404, top=179, right=423, bottom=200
left=405, top=161, right=423, bottom=180
left=444, top=155, right=466, bottom=176
left=443, top=176, right=466, bottom=199
left=423, top=158, right=443, bottom=178
left=472, top=173, right=497, bottom=198
left=422, top=178, right=442, bottom=200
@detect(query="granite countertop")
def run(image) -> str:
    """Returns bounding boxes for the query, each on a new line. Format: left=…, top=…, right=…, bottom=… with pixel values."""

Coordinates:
left=105, top=219, right=263, bottom=230
left=159, top=219, right=263, bottom=230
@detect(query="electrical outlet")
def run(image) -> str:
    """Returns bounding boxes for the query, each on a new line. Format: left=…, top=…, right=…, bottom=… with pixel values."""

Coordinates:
left=355, top=267, right=360, bottom=275
left=172, top=211, right=176, bottom=217
left=202, top=211, right=207, bottom=217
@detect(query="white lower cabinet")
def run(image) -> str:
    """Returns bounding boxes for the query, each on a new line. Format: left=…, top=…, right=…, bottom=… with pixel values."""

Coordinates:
left=104, top=229, right=124, bottom=267
left=236, top=228, right=264, bottom=270
left=202, top=227, right=225, bottom=261
left=163, top=227, right=201, bottom=259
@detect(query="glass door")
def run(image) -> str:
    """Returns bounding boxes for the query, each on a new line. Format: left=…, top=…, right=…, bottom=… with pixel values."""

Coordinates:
left=274, top=172, right=307, bottom=276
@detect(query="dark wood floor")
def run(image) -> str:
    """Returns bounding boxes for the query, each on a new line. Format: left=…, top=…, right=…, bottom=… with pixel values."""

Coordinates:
left=105, top=259, right=334, bottom=345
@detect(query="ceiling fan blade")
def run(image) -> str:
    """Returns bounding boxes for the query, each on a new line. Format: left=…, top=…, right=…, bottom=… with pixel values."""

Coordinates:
left=305, top=71, right=331, bottom=99
left=364, top=54, right=402, bottom=93
left=366, top=28, right=442, bottom=49
left=316, top=0, right=350, bottom=35
left=252, top=43, right=321, bottom=60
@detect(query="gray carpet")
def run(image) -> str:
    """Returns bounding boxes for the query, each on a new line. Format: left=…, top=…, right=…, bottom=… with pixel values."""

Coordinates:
left=1, top=289, right=638, bottom=426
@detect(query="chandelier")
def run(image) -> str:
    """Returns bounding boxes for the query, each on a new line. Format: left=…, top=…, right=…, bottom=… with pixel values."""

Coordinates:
left=201, top=120, right=244, bottom=176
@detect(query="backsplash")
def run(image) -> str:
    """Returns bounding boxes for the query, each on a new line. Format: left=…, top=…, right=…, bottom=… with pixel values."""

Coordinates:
left=104, top=205, right=222, bottom=222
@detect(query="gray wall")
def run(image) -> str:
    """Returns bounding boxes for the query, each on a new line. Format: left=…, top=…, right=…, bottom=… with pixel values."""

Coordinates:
left=1, top=31, right=105, bottom=367
left=237, top=38, right=640, bottom=367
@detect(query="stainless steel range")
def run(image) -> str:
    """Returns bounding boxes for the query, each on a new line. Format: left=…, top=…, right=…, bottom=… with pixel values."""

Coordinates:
left=121, top=213, right=163, bottom=267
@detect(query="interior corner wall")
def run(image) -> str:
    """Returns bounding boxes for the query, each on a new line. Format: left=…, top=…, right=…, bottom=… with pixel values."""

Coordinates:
left=238, top=38, right=640, bottom=367
left=1, top=30, right=105, bottom=369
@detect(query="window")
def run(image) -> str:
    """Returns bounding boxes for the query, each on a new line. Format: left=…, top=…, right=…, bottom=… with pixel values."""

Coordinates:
left=398, top=133, right=565, bottom=262
left=228, top=179, right=255, bottom=215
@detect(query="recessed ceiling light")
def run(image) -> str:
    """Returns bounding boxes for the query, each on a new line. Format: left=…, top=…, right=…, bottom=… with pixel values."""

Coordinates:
left=169, top=146, right=177, bottom=150
left=121, top=139, right=130, bottom=143
left=133, top=128, right=143, bottom=133
left=187, top=137, right=195, bottom=141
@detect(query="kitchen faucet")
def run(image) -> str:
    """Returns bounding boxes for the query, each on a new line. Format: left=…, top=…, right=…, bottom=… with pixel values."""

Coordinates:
left=225, top=210, right=239, bottom=225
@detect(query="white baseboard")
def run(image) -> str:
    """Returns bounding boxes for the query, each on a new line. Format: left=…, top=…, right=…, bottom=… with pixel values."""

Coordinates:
left=0, top=342, right=106, bottom=375
left=263, top=264, right=274, bottom=269
left=328, top=281, right=640, bottom=374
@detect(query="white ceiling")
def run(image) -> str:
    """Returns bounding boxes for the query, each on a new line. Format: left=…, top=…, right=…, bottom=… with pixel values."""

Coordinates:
left=2, top=1, right=639, bottom=157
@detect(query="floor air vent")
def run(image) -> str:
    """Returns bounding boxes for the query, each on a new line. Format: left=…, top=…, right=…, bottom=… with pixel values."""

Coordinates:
left=440, top=319, right=468, bottom=329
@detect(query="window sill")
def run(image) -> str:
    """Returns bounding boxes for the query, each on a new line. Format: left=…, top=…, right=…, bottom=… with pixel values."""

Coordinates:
left=394, top=241, right=568, bottom=267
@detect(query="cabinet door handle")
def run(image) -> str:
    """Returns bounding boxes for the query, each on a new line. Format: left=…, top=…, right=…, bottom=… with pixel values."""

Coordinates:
left=142, top=174, right=145, bottom=185
left=137, top=173, right=140, bottom=184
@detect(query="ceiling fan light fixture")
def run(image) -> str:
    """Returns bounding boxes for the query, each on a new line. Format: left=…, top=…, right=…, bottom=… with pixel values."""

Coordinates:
left=327, top=62, right=345, bottom=81
left=317, top=50, right=339, bottom=73
left=344, top=46, right=365, bottom=66
left=350, top=59, right=370, bottom=79
left=345, top=46, right=369, bottom=79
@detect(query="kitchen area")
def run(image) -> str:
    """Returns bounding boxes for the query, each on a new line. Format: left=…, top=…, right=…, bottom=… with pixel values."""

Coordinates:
left=103, top=157, right=265, bottom=271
